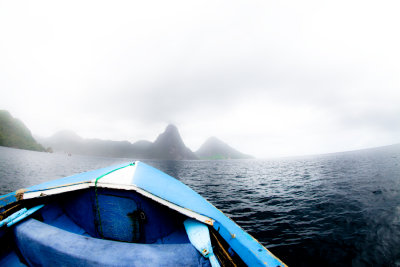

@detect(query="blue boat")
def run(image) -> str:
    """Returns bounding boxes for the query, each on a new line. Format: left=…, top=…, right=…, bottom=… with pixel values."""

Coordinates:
left=0, top=161, right=286, bottom=266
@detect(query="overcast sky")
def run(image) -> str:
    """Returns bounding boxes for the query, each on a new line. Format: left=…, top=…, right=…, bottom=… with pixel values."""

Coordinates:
left=1, top=0, right=399, bottom=158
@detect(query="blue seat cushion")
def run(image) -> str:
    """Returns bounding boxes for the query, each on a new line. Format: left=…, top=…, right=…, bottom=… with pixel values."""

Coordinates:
left=14, top=219, right=211, bottom=267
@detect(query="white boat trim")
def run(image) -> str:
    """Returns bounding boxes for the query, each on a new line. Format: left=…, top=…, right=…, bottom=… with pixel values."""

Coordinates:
left=23, top=183, right=91, bottom=199
left=22, top=182, right=214, bottom=226
left=92, top=164, right=137, bottom=185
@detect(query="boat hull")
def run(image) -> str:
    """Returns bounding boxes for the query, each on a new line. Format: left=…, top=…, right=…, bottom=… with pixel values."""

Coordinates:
left=0, top=161, right=286, bottom=266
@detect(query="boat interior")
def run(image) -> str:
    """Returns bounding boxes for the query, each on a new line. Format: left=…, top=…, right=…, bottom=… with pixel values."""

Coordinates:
left=0, top=188, right=245, bottom=266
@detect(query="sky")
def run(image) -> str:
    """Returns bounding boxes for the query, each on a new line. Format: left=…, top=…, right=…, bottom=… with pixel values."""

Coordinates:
left=0, top=0, right=399, bottom=158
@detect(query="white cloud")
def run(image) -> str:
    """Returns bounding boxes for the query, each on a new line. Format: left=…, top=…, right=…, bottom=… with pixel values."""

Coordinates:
left=0, top=0, right=399, bottom=157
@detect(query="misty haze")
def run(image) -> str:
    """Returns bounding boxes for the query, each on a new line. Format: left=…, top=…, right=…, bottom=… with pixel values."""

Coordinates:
left=1, top=1, right=400, bottom=266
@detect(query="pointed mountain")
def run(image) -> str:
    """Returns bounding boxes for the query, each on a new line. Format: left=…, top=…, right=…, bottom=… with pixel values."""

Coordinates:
left=39, top=125, right=198, bottom=160
left=196, top=137, right=253, bottom=159
left=151, top=124, right=198, bottom=160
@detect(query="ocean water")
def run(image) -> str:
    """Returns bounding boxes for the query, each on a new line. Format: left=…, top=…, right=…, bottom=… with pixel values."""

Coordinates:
left=1, top=145, right=400, bottom=266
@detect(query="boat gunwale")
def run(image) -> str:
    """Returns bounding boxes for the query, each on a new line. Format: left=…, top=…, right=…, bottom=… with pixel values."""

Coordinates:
left=22, top=182, right=215, bottom=226
left=0, top=162, right=287, bottom=267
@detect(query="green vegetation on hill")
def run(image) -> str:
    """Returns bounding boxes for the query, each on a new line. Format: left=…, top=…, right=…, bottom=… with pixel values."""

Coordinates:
left=0, top=110, right=45, bottom=152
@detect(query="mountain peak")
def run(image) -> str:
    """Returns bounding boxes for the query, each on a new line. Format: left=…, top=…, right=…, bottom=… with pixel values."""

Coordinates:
left=205, top=136, right=224, bottom=144
left=165, top=124, right=178, bottom=132
left=50, top=130, right=83, bottom=142
left=154, top=124, right=182, bottom=145
left=196, top=136, right=253, bottom=160
left=152, top=125, right=198, bottom=160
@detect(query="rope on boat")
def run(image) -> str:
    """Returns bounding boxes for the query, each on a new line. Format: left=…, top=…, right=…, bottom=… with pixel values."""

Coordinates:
left=15, top=189, right=27, bottom=201
left=94, top=163, right=135, bottom=237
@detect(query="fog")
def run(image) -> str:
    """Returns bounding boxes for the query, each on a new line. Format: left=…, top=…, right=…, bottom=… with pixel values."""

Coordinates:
left=1, top=0, right=399, bottom=157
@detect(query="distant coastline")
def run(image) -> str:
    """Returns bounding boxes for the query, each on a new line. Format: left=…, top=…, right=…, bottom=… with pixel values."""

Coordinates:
left=37, top=125, right=254, bottom=160
left=0, top=110, right=253, bottom=160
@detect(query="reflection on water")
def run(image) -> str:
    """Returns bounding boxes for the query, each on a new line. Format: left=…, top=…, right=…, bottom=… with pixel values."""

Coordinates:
left=1, top=146, right=400, bottom=266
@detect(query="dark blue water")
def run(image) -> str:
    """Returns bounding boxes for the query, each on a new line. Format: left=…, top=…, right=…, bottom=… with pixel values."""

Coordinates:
left=1, top=145, right=400, bottom=266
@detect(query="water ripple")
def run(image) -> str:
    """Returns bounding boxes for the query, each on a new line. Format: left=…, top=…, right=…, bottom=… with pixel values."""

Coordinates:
left=1, top=147, right=400, bottom=266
